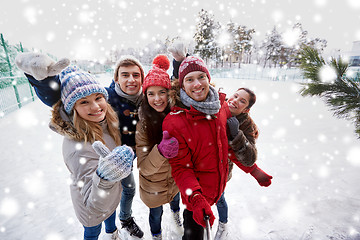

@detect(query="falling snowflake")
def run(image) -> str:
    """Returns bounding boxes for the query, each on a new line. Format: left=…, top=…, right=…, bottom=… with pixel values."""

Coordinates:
left=271, top=10, right=283, bottom=23
left=315, top=0, right=327, bottom=7
left=24, top=7, right=37, bottom=24
left=272, top=92, right=279, bottom=99
left=49, top=80, right=60, bottom=90
left=319, top=65, right=337, bottom=83
left=46, top=32, right=56, bottom=42
left=282, top=28, right=301, bottom=47
left=313, top=13, right=322, bottom=23
left=185, top=188, right=193, bottom=196
left=346, top=146, right=360, bottom=167
left=273, top=127, right=286, bottom=139
left=27, top=202, right=35, bottom=209
left=317, top=134, right=327, bottom=143
left=0, top=198, right=19, bottom=217
left=75, top=143, right=82, bottom=150
left=79, top=157, right=86, bottom=165
left=294, top=119, right=301, bottom=126
left=347, top=0, right=360, bottom=9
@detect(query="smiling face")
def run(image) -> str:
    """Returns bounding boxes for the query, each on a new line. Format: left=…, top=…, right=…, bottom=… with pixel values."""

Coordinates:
left=227, top=89, right=251, bottom=116
left=182, top=71, right=210, bottom=102
left=146, top=86, right=169, bottom=112
left=116, top=65, right=142, bottom=95
left=74, top=93, right=108, bottom=122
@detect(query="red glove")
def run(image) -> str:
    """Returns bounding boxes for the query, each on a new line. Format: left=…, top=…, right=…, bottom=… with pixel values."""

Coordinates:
left=250, top=165, right=273, bottom=187
left=191, top=193, right=215, bottom=228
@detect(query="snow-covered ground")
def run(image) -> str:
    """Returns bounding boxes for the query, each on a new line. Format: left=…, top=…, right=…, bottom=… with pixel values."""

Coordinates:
left=1, top=77, right=360, bottom=240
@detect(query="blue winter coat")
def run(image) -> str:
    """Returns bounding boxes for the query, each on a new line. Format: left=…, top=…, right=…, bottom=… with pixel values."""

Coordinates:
left=106, top=80, right=138, bottom=148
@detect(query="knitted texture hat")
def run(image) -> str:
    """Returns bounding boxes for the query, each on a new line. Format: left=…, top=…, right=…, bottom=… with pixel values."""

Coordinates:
left=114, top=55, right=145, bottom=83
left=60, top=66, right=109, bottom=114
left=178, top=56, right=211, bottom=88
left=142, top=55, right=171, bottom=93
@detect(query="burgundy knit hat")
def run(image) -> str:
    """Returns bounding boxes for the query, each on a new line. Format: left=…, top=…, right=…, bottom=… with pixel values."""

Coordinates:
left=142, top=55, right=171, bottom=93
left=178, top=56, right=211, bottom=87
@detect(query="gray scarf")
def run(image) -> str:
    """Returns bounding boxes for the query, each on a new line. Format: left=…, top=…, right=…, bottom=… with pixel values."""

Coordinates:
left=180, top=85, right=221, bottom=115
left=115, top=83, right=143, bottom=107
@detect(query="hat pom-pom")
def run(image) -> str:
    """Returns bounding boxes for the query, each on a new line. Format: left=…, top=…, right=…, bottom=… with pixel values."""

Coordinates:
left=153, top=55, right=170, bottom=71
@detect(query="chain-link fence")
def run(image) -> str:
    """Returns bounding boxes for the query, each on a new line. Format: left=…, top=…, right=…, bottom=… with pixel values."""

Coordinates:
left=0, top=33, right=37, bottom=118
left=0, top=74, right=36, bottom=118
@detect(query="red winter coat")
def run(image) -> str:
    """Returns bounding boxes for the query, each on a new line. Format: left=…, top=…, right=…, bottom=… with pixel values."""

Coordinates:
left=162, top=92, right=232, bottom=211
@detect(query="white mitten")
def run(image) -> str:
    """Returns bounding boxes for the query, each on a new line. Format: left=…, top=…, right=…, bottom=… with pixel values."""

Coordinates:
left=167, top=40, right=187, bottom=62
left=15, top=52, right=70, bottom=80
left=92, top=141, right=134, bottom=182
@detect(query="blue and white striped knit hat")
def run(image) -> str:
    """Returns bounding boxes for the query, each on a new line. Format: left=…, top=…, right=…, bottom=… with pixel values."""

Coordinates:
left=60, top=66, right=108, bottom=114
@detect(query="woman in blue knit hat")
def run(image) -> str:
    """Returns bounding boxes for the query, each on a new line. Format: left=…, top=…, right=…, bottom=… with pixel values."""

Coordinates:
left=15, top=52, right=144, bottom=238
left=43, top=65, right=133, bottom=240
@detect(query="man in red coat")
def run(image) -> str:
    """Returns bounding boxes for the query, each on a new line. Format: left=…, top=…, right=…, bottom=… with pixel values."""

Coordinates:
left=162, top=56, right=232, bottom=240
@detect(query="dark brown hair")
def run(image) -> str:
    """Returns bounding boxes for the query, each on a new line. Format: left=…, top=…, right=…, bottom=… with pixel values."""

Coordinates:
left=139, top=93, right=171, bottom=147
left=238, top=87, right=256, bottom=109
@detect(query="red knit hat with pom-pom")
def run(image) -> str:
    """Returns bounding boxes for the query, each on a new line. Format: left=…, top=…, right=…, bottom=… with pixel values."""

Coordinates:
left=142, top=55, right=171, bottom=93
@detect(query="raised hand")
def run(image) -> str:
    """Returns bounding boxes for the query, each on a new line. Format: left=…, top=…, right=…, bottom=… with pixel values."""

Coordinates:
left=15, top=52, right=70, bottom=80
left=93, top=141, right=134, bottom=182
left=158, top=131, right=179, bottom=159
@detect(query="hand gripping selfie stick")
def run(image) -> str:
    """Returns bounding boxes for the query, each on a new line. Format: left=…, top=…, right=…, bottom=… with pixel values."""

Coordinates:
left=204, top=215, right=212, bottom=240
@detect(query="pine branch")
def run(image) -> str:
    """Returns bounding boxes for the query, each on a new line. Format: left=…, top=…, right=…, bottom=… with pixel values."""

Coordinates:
left=299, top=46, right=325, bottom=83
left=299, top=46, right=360, bottom=138
left=329, top=57, right=348, bottom=77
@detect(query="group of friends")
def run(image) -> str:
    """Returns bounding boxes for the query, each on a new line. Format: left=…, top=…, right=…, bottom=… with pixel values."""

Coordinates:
left=15, top=42, right=273, bottom=240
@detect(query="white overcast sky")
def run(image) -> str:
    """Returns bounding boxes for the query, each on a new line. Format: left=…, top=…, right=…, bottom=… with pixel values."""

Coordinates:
left=1, top=0, right=360, bottom=61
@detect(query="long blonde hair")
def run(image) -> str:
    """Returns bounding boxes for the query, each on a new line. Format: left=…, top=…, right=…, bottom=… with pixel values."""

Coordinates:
left=73, top=102, right=121, bottom=146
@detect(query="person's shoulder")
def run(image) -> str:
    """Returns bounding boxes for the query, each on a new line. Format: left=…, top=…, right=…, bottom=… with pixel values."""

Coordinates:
left=167, top=107, right=186, bottom=117
left=163, top=107, right=186, bottom=127
left=105, top=86, right=126, bottom=106
left=105, top=84, right=116, bottom=96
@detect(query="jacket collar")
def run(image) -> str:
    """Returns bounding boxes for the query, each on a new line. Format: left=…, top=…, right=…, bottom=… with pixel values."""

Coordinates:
left=170, top=92, right=227, bottom=120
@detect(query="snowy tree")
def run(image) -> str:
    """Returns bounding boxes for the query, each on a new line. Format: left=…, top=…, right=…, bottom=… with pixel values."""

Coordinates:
left=139, top=39, right=168, bottom=65
left=261, top=24, right=327, bottom=68
left=107, top=38, right=169, bottom=66
left=261, top=27, right=283, bottom=67
left=292, top=23, right=327, bottom=53
left=193, top=9, right=221, bottom=64
left=280, top=23, right=308, bottom=68
left=306, top=37, right=327, bottom=53
left=299, top=46, right=360, bottom=138
left=283, top=23, right=327, bottom=68
left=229, top=22, right=255, bottom=68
